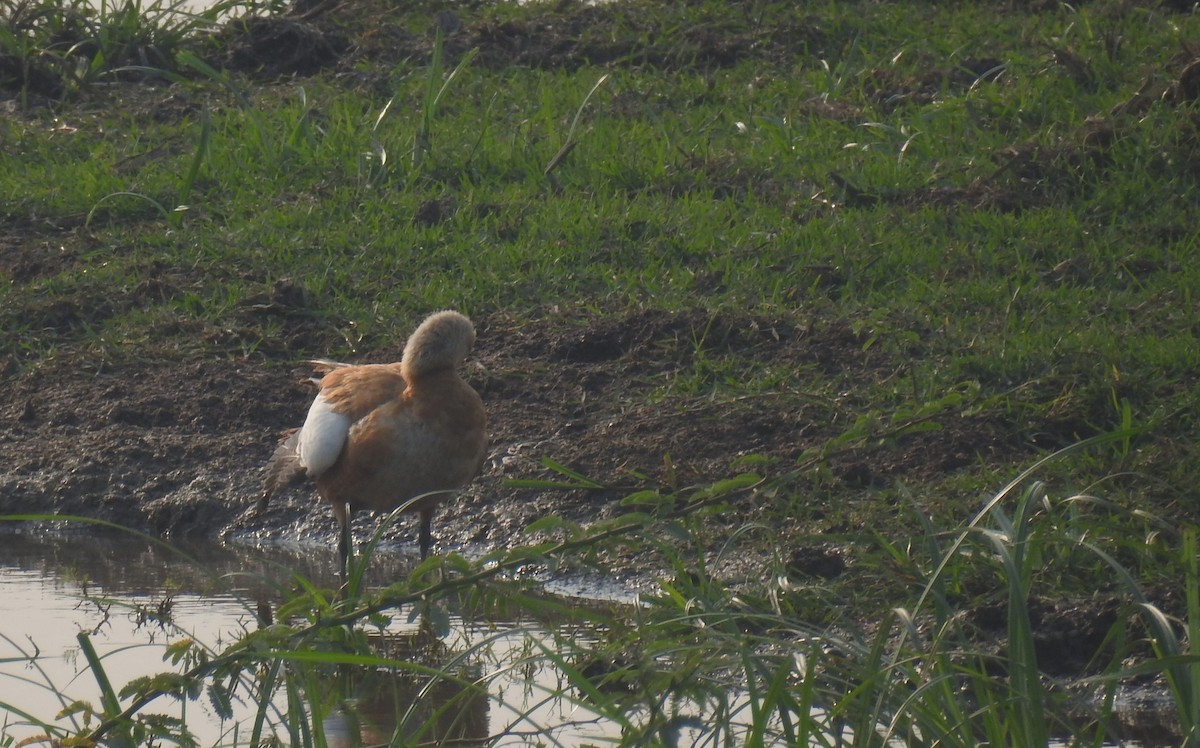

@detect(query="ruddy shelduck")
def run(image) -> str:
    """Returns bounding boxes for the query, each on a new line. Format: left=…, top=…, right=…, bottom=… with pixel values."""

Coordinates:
left=260, top=310, right=488, bottom=574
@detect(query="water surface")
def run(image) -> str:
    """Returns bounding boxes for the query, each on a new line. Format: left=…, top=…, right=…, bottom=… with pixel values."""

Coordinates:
left=0, top=531, right=1180, bottom=747
left=0, top=532, right=630, bottom=746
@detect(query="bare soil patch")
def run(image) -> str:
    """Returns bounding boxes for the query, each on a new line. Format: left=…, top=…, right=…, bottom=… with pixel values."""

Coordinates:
left=0, top=306, right=1019, bottom=543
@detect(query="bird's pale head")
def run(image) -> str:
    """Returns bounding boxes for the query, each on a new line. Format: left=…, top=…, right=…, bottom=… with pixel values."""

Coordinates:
left=401, top=310, right=476, bottom=379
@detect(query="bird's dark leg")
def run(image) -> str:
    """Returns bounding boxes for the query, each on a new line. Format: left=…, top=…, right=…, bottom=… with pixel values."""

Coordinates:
left=419, top=507, right=433, bottom=560
left=336, top=503, right=352, bottom=580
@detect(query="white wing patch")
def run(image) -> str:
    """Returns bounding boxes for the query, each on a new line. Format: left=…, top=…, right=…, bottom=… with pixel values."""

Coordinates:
left=297, top=394, right=351, bottom=477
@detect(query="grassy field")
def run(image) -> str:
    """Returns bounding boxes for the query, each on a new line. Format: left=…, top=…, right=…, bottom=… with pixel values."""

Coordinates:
left=3, top=0, right=1200, bottom=743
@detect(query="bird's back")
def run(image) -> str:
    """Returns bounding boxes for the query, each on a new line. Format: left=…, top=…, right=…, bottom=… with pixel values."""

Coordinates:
left=316, top=372, right=487, bottom=513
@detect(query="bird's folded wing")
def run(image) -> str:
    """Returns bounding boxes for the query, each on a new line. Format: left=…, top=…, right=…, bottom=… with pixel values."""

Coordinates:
left=297, top=395, right=352, bottom=478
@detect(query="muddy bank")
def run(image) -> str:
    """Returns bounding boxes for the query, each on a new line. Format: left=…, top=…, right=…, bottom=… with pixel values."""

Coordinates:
left=0, top=307, right=1015, bottom=555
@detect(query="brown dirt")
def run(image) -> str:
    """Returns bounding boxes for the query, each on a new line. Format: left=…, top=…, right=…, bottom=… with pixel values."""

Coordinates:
left=0, top=304, right=1018, bottom=541
left=0, top=304, right=1175, bottom=716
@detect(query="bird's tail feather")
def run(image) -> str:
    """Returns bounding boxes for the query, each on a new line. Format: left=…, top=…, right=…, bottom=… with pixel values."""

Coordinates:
left=306, top=358, right=350, bottom=373
left=259, top=429, right=305, bottom=511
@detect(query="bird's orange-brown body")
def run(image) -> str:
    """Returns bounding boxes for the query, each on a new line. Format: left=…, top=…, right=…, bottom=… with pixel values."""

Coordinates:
left=261, top=311, right=487, bottom=572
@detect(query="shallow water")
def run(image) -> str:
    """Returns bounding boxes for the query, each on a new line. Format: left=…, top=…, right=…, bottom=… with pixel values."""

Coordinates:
left=0, top=532, right=636, bottom=746
left=0, top=531, right=1182, bottom=747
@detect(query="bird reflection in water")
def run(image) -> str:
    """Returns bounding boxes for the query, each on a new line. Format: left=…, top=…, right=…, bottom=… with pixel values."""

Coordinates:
left=318, top=624, right=489, bottom=748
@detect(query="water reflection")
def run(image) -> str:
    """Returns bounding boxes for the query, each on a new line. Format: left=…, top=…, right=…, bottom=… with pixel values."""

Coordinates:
left=0, top=530, right=1180, bottom=747
left=0, top=527, right=355, bottom=594
left=321, top=633, right=489, bottom=748
left=0, top=530, right=618, bottom=747
left=314, top=621, right=492, bottom=748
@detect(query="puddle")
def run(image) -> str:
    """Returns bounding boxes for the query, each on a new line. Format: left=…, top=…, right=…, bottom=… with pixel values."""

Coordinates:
left=0, top=531, right=719, bottom=746
left=0, top=532, right=589, bottom=745
left=0, top=531, right=1182, bottom=747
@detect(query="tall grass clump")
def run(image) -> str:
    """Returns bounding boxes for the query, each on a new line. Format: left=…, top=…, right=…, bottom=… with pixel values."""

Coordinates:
left=805, top=434, right=1199, bottom=747
left=523, top=436, right=1193, bottom=746
left=0, top=0, right=249, bottom=103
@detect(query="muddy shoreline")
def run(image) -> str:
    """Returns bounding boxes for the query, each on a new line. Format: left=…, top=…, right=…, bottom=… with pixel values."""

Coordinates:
left=2, top=310, right=860, bottom=563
